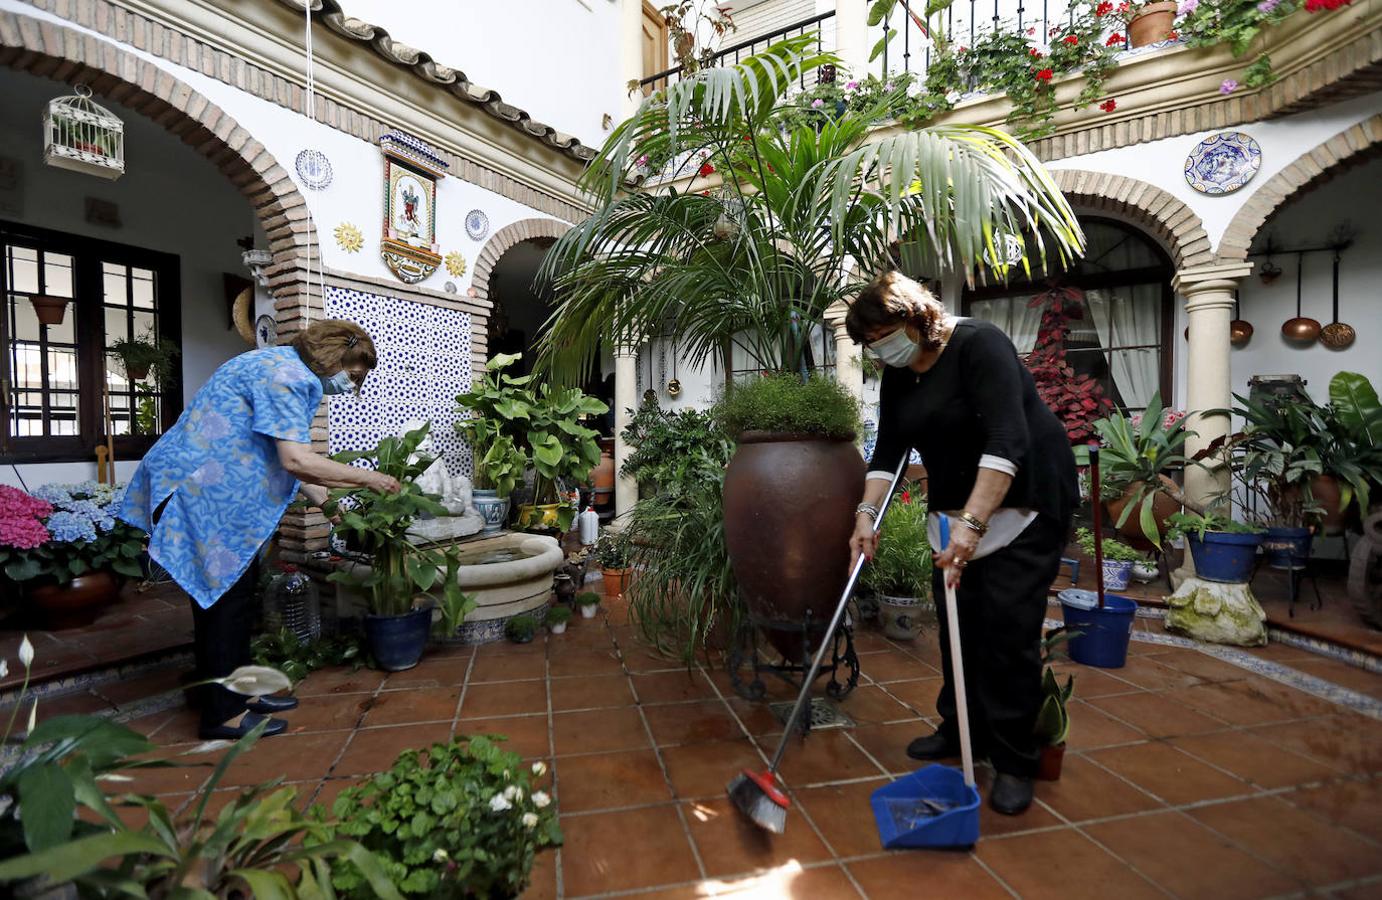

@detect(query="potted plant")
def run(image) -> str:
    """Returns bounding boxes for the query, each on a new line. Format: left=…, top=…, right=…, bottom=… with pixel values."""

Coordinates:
left=326, top=425, right=472, bottom=671
left=547, top=605, right=573, bottom=634
left=456, top=353, right=537, bottom=533
left=575, top=591, right=601, bottom=620
left=108, top=330, right=179, bottom=384
left=1075, top=527, right=1141, bottom=591
left=620, top=401, right=735, bottom=504
left=594, top=530, right=633, bottom=602
left=1319, top=371, right=1382, bottom=534
left=1025, top=286, right=1115, bottom=445
left=0, top=482, right=144, bottom=628
left=536, top=38, right=1081, bottom=661
left=506, top=614, right=537, bottom=644
left=1166, top=509, right=1265, bottom=583
left=861, top=482, right=932, bottom=641
left=1034, top=666, right=1074, bottom=781
left=1126, top=0, right=1178, bottom=47
left=1094, top=393, right=1197, bottom=549
left=517, top=380, right=608, bottom=533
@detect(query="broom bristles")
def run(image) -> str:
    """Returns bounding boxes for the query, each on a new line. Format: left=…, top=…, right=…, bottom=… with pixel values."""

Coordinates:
left=728, top=770, right=789, bottom=834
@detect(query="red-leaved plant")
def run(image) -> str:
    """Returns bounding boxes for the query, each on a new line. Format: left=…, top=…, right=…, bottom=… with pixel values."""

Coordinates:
left=1024, top=285, right=1113, bottom=444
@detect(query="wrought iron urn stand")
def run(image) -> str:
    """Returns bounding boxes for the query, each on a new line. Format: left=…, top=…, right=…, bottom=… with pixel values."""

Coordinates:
left=728, top=607, right=860, bottom=733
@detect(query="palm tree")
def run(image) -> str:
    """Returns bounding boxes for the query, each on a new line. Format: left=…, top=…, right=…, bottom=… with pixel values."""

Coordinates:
left=535, top=35, right=1084, bottom=383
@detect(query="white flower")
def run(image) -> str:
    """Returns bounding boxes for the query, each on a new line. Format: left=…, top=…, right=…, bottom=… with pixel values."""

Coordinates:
left=531, top=761, right=547, bottom=777
left=25, top=700, right=36, bottom=734
left=522, top=812, right=539, bottom=829
left=17, top=636, right=33, bottom=669
left=945, top=90, right=962, bottom=104
left=532, top=791, right=551, bottom=809
left=432, top=849, right=450, bottom=863
left=488, top=793, right=512, bottom=813
left=0, top=660, right=8, bottom=680
left=503, top=784, right=523, bottom=802
left=502, top=769, right=512, bottom=781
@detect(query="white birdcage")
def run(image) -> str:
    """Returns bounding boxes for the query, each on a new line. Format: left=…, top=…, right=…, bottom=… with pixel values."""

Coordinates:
left=43, top=85, right=124, bottom=180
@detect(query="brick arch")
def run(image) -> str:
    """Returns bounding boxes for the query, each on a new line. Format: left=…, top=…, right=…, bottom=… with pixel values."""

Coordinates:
left=0, top=9, right=314, bottom=329
left=1051, top=170, right=1215, bottom=270
left=469, top=218, right=573, bottom=306
left=1217, top=114, right=1382, bottom=263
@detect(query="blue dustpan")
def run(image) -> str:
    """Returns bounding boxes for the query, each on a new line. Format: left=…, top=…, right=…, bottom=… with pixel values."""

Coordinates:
left=870, top=764, right=981, bottom=849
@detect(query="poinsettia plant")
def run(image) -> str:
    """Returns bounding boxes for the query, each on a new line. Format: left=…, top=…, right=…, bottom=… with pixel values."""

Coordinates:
left=1024, top=285, right=1114, bottom=444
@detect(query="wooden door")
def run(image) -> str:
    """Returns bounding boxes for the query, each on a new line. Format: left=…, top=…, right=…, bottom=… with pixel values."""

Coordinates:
left=640, top=1, right=670, bottom=94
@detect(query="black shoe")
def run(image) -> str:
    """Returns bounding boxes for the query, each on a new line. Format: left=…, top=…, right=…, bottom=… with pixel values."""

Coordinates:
left=989, top=773, right=1034, bottom=816
left=906, top=731, right=960, bottom=761
left=247, top=695, right=299, bottom=714
left=199, top=712, right=288, bottom=741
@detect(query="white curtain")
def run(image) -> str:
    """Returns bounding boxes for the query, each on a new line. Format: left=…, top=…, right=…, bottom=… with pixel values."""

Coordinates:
left=968, top=296, right=1043, bottom=354
left=1087, top=287, right=1160, bottom=408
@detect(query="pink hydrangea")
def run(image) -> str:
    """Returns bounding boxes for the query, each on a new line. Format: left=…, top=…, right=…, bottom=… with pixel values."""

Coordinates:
left=0, top=485, right=52, bottom=521
left=0, top=515, right=50, bottom=550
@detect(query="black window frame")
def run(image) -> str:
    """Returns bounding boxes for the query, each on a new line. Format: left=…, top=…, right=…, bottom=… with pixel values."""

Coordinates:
left=0, top=220, right=182, bottom=464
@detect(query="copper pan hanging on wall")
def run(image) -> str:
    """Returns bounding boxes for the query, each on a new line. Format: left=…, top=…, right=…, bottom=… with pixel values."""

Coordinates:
left=1281, top=252, right=1321, bottom=345
left=1319, top=250, right=1355, bottom=350
left=1230, top=290, right=1253, bottom=347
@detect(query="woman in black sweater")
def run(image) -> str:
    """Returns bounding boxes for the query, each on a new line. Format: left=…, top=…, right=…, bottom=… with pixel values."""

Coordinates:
left=846, top=270, right=1078, bottom=816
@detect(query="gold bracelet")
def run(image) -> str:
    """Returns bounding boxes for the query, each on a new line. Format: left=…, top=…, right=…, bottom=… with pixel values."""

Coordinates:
left=957, top=512, right=988, bottom=536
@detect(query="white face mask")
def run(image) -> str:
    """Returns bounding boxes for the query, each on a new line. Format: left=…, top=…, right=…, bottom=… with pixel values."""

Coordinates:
left=321, top=370, right=356, bottom=395
left=868, top=327, right=919, bottom=368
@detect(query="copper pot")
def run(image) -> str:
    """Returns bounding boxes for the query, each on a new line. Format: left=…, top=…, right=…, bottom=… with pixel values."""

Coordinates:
left=1320, top=321, right=1356, bottom=349
left=1230, top=320, right=1254, bottom=347
left=1282, top=317, right=1321, bottom=344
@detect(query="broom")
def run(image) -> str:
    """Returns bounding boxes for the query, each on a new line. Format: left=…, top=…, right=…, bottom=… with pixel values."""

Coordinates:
left=728, top=455, right=909, bottom=833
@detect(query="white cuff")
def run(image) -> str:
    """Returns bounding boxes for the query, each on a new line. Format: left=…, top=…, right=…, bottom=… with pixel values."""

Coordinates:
left=865, top=470, right=896, bottom=482
left=978, top=454, right=1018, bottom=477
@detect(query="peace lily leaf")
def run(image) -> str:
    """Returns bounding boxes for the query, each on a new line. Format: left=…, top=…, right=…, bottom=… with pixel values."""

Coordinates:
left=212, top=665, right=292, bottom=697
left=0, top=830, right=174, bottom=881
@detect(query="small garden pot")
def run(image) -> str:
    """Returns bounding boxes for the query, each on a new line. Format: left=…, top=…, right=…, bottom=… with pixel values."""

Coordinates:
left=601, top=567, right=631, bottom=602
left=1131, top=562, right=1159, bottom=583
left=1101, top=559, right=1134, bottom=591
left=472, top=489, right=510, bottom=534
left=878, top=594, right=930, bottom=641
left=29, top=294, right=69, bottom=327
left=1262, top=526, right=1312, bottom=570
left=1129, top=1, right=1177, bottom=47
left=363, top=606, right=432, bottom=671
left=1186, top=531, right=1264, bottom=583
left=1037, top=742, right=1066, bottom=781
left=579, top=603, right=600, bottom=619
left=1061, top=592, right=1137, bottom=669
left=29, top=569, right=120, bottom=629
left=550, top=621, right=568, bottom=635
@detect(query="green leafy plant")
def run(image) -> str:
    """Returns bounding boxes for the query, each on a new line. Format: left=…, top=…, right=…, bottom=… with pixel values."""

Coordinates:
left=575, top=592, right=601, bottom=608
left=593, top=530, right=632, bottom=570
left=108, top=331, right=179, bottom=386
left=321, top=736, right=560, bottom=899
left=524, top=381, right=608, bottom=524
left=1176, top=0, right=1300, bottom=90
left=433, top=565, right=477, bottom=640
left=714, top=373, right=861, bottom=441
left=1165, top=509, right=1264, bottom=541
left=620, top=400, right=734, bottom=502
left=455, top=353, right=535, bottom=498
left=325, top=424, right=473, bottom=619
left=1323, top=371, right=1382, bottom=515
left=547, top=605, right=573, bottom=626
left=1092, top=392, right=1197, bottom=547
left=1207, top=392, right=1329, bottom=528
left=251, top=627, right=365, bottom=683
left=0, top=481, right=145, bottom=585
left=1034, top=666, right=1075, bottom=746
left=1075, top=527, right=1143, bottom=561
left=506, top=615, right=537, bottom=643
left=862, top=483, right=932, bottom=599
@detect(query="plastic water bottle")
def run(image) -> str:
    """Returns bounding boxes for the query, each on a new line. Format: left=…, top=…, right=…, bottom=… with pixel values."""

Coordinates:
left=263, top=564, right=321, bottom=643
left=578, top=506, right=600, bottom=546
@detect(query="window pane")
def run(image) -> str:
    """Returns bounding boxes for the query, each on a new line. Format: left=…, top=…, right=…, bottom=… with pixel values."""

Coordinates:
left=132, top=310, right=155, bottom=340
left=47, top=347, right=78, bottom=390
left=105, top=306, right=128, bottom=348
left=102, top=265, right=128, bottom=305
left=8, top=246, right=38, bottom=294
left=11, top=295, right=39, bottom=342
left=45, top=309, right=75, bottom=345
left=44, top=254, right=74, bottom=298
left=131, top=269, right=155, bottom=309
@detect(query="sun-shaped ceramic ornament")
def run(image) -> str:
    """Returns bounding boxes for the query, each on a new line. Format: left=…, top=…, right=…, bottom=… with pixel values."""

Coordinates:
left=444, top=251, right=467, bottom=278
left=334, top=222, right=364, bottom=253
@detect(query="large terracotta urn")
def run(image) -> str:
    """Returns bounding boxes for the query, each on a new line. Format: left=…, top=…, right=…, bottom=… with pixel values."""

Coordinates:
left=30, top=569, right=121, bottom=629
left=1287, top=475, right=1353, bottom=535
left=591, top=439, right=616, bottom=513
left=722, top=433, right=864, bottom=662
left=1104, top=482, right=1181, bottom=550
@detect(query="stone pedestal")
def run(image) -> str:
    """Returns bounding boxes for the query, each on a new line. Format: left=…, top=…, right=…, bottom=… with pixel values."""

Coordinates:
left=1165, top=576, right=1267, bottom=647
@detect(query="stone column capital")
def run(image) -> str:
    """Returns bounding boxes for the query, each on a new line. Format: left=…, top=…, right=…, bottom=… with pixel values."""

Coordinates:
left=1172, top=262, right=1253, bottom=297
left=823, top=300, right=852, bottom=332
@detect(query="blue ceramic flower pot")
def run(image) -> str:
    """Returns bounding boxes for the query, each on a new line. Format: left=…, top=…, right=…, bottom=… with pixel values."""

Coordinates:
left=472, top=490, right=510, bottom=534
left=1263, top=527, right=1312, bottom=571
left=363, top=607, right=432, bottom=671
left=1186, top=531, right=1263, bottom=583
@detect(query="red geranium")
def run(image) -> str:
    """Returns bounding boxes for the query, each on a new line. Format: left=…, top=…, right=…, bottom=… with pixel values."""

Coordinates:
left=1100, top=99, right=1117, bottom=112
left=1306, top=0, right=1351, bottom=11
left=1106, top=33, right=1124, bottom=46
left=1167, top=30, right=1179, bottom=39
left=1063, top=34, right=1079, bottom=45
left=1035, top=68, right=1054, bottom=81
left=1029, top=47, right=1044, bottom=58
left=698, top=162, right=715, bottom=177
left=901, top=490, right=912, bottom=504
left=1096, top=0, right=1114, bottom=14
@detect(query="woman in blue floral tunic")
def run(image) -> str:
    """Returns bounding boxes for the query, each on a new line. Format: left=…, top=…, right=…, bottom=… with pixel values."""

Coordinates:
left=118, top=320, right=400, bottom=739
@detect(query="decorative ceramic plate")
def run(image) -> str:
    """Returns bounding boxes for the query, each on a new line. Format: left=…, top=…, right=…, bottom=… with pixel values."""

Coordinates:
left=1184, top=132, right=1261, bottom=195
left=465, top=209, right=490, bottom=241
left=295, top=148, right=333, bottom=190
left=255, top=314, right=278, bottom=348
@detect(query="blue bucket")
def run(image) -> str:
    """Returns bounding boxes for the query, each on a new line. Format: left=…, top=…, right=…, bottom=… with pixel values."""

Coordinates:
left=870, top=764, right=981, bottom=849
left=364, top=607, right=432, bottom=671
left=1059, top=592, right=1137, bottom=669
left=1186, top=531, right=1263, bottom=583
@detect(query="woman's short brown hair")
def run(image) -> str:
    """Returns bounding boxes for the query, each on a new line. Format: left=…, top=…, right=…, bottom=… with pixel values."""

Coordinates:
left=290, top=319, right=378, bottom=382
left=845, top=270, right=947, bottom=351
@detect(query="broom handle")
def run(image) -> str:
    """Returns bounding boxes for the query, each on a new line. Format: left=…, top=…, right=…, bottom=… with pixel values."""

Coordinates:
left=1090, top=446, right=1104, bottom=609
left=767, top=454, right=909, bottom=773
left=938, top=515, right=976, bottom=789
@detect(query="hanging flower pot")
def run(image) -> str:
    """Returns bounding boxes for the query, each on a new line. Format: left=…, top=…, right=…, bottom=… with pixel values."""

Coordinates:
left=30, top=295, right=70, bottom=327
left=1128, top=1, right=1178, bottom=47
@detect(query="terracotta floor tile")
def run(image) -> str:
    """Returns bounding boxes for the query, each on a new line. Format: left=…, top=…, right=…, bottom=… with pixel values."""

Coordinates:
left=1172, top=729, right=1339, bottom=789
left=362, top=687, right=461, bottom=727
left=94, top=669, right=185, bottom=707
left=1087, top=691, right=1228, bottom=738
left=681, top=796, right=833, bottom=879
left=221, top=731, right=349, bottom=787
left=456, top=714, right=551, bottom=760
left=632, top=670, right=720, bottom=705
left=1051, top=666, right=1144, bottom=699
left=1189, top=796, right=1382, bottom=886
left=845, top=722, right=930, bottom=775
left=644, top=701, right=743, bottom=747
left=550, top=672, right=635, bottom=711
left=332, top=723, right=451, bottom=777
left=1284, top=777, right=1382, bottom=839
left=553, top=706, right=651, bottom=755
left=1249, top=714, right=1382, bottom=775
left=793, top=778, right=892, bottom=857
left=1085, top=810, right=1304, bottom=899
left=1158, top=650, right=1255, bottom=684
left=1088, top=741, right=1252, bottom=805
left=517, top=846, right=557, bottom=900
left=1327, top=881, right=1382, bottom=900
left=547, top=646, right=626, bottom=678
left=834, top=685, right=918, bottom=725
left=284, top=692, right=374, bottom=733
left=852, top=629, right=897, bottom=653
left=121, top=746, right=220, bottom=796
left=622, top=644, right=686, bottom=675
left=1064, top=699, right=1146, bottom=751
left=859, top=650, right=938, bottom=683
left=1249, top=677, right=1348, bottom=719
left=727, top=698, right=788, bottom=736
left=772, top=729, right=886, bottom=787
left=294, top=665, right=388, bottom=697
left=879, top=677, right=943, bottom=717
left=382, top=656, right=474, bottom=689
left=554, top=749, right=672, bottom=813
left=560, top=805, right=700, bottom=896
left=1037, top=754, right=1164, bottom=823
left=713, top=864, right=863, bottom=898
left=978, top=827, right=1164, bottom=900
left=1169, top=680, right=1307, bottom=727
left=618, top=885, right=714, bottom=899
left=661, top=739, right=765, bottom=801
left=1098, top=656, right=1205, bottom=691
left=468, top=651, right=547, bottom=683
left=306, top=776, right=362, bottom=816
left=460, top=680, right=549, bottom=718
left=1287, top=658, right=1382, bottom=699
left=130, top=707, right=203, bottom=746
left=847, top=853, right=1010, bottom=899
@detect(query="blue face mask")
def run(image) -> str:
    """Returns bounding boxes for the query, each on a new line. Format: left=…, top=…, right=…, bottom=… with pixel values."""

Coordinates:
left=321, top=371, right=355, bottom=395
left=868, top=328, right=919, bottom=368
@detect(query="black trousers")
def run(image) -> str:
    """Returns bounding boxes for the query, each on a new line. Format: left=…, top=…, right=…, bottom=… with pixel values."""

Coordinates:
left=931, top=513, right=1068, bottom=778
left=188, top=558, right=259, bottom=729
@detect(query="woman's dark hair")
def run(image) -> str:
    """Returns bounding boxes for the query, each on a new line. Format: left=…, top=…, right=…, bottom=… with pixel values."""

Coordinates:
left=290, top=319, right=378, bottom=383
left=845, top=270, right=947, bottom=351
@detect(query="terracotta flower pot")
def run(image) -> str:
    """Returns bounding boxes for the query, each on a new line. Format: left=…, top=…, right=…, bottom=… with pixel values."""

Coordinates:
left=722, top=432, right=864, bottom=663
left=1037, top=742, right=1066, bottom=781
left=601, top=567, right=631, bottom=602
left=29, top=295, right=70, bottom=327
left=1128, top=1, right=1177, bottom=47
left=29, top=569, right=120, bottom=629
left=1104, top=482, right=1180, bottom=550
left=124, top=362, right=151, bottom=382
left=1292, top=475, right=1352, bottom=536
